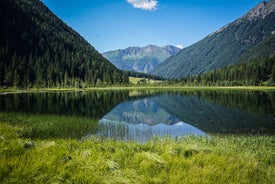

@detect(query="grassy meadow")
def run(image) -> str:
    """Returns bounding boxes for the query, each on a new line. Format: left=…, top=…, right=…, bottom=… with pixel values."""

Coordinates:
left=129, top=77, right=162, bottom=85
left=0, top=113, right=274, bottom=183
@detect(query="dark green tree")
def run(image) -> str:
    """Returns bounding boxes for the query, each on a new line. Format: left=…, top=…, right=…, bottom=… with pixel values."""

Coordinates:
left=0, top=0, right=129, bottom=88
left=271, top=64, right=275, bottom=84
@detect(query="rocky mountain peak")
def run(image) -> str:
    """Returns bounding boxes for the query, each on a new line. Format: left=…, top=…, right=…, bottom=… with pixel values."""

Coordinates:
left=244, top=0, right=275, bottom=21
left=152, top=0, right=275, bottom=79
left=102, top=45, right=180, bottom=73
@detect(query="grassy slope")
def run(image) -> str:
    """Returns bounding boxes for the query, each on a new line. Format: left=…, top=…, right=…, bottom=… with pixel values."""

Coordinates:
left=0, top=119, right=274, bottom=183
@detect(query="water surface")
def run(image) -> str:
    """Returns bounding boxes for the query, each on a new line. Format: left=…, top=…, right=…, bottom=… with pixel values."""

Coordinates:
left=95, top=98, right=207, bottom=142
left=0, top=90, right=274, bottom=141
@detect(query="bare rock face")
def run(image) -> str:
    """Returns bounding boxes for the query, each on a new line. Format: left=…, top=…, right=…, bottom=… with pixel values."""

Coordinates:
left=244, top=0, right=275, bottom=21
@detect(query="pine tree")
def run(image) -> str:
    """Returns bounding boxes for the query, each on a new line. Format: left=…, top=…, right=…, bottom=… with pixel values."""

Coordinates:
left=271, top=64, right=275, bottom=84
left=0, top=0, right=128, bottom=88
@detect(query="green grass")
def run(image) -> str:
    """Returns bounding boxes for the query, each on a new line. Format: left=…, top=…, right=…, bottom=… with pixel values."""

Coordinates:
left=129, top=77, right=162, bottom=85
left=0, top=117, right=274, bottom=183
left=0, top=113, right=99, bottom=139
left=1, top=86, right=275, bottom=94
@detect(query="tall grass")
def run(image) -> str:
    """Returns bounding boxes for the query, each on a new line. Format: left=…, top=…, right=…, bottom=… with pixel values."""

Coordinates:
left=0, top=112, right=99, bottom=139
left=0, top=120, right=274, bottom=184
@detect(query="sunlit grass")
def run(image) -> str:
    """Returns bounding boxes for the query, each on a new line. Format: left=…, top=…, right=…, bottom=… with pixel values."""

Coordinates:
left=0, top=118, right=274, bottom=184
left=1, top=86, right=275, bottom=94
left=129, top=77, right=162, bottom=85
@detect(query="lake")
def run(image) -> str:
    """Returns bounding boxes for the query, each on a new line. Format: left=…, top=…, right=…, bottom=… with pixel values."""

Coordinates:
left=0, top=89, right=275, bottom=142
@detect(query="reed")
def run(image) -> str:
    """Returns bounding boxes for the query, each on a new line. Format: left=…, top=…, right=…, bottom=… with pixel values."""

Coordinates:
left=0, top=119, right=274, bottom=184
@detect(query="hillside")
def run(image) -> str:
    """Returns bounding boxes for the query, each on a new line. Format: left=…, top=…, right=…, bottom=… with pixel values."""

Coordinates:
left=181, top=56, right=275, bottom=86
left=0, top=0, right=128, bottom=88
left=103, top=45, right=180, bottom=73
left=152, top=0, right=275, bottom=79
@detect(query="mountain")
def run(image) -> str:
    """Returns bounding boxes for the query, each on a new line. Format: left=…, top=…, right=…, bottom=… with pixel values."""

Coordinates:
left=102, top=45, right=181, bottom=73
left=0, top=0, right=128, bottom=88
left=152, top=0, right=275, bottom=79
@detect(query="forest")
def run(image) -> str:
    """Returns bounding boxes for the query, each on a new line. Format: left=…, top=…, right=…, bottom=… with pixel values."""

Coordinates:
left=175, top=56, right=275, bottom=86
left=0, top=0, right=129, bottom=89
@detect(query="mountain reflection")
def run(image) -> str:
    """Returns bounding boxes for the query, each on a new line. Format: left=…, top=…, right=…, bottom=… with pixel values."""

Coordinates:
left=1, top=90, right=274, bottom=140
left=94, top=91, right=275, bottom=141
left=153, top=93, right=275, bottom=135
left=96, top=98, right=207, bottom=142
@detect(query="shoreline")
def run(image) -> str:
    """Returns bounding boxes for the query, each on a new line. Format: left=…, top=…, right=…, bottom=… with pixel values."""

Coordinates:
left=1, top=86, right=275, bottom=94
left=0, top=121, right=274, bottom=183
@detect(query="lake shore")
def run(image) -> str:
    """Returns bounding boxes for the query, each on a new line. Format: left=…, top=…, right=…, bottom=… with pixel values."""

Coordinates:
left=1, top=85, right=275, bottom=94
left=1, top=87, right=274, bottom=183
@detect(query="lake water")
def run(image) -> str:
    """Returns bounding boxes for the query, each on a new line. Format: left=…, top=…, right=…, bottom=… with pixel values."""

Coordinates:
left=0, top=90, right=275, bottom=141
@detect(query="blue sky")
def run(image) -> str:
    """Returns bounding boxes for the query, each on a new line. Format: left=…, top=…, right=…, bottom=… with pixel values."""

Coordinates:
left=43, top=0, right=263, bottom=53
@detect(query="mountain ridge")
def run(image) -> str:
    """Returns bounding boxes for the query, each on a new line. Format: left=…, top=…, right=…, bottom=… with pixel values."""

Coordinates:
left=243, top=0, right=275, bottom=21
left=103, top=45, right=181, bottom=73
left=152, top=0, right=275, bottom=79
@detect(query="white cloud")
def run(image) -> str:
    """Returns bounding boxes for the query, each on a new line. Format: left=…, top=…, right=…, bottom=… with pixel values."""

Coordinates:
left=176, top=44, right=184, bottom=49
left=127, top=0, right=158, bottom=11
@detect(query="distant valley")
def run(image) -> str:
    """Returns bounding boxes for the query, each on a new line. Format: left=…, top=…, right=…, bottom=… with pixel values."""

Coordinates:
left=102, top=45, right=180, bottom=73
left=0, top=0, right=275, bottom=88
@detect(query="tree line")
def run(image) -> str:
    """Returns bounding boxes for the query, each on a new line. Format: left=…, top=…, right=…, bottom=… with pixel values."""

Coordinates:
left=167, top=56, right=275, bottom=86
left=0, top=0, right=128, bottom=89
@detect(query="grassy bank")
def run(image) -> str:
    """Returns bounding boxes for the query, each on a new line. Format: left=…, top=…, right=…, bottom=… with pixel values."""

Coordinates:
left=0, top=113, right=99, bottom=139
left=1, top=86, right=275, bottom=94
left=0, top=120, right=274, bottom=183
